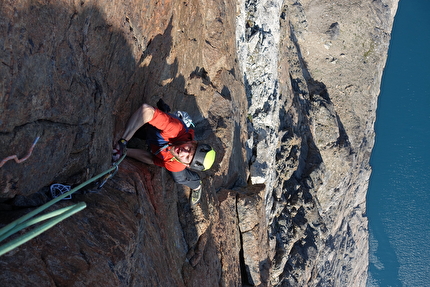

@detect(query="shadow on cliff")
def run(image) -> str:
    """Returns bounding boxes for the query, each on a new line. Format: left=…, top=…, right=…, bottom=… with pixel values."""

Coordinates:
left=0, top=2, right=216, bottom=285
left=128, top=17, right=220, bottom=274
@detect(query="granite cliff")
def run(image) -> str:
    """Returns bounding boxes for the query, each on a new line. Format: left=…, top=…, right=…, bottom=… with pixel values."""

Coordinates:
left=0, top=0, right=398, bottom=286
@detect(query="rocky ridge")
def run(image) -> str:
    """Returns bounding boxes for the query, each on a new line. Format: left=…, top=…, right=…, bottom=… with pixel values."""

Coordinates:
left=238, top=0, right=398, bottom=285
left=0, top=0, right=398, bottom=286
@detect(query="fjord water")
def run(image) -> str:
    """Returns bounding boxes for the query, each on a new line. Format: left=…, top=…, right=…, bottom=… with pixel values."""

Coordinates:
left=367, top=0, right=430, bottom=286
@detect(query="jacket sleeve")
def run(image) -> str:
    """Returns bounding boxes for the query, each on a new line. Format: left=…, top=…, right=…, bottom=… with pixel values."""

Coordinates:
left=149, top=109, right=187, bottom=140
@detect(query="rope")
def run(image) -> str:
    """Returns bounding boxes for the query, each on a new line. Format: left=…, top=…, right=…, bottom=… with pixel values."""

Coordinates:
left=0, top=153, right=127, bottom=256
left=0, top=137, right=40, bottom=168
left=0, top=203, right=86, bottom=256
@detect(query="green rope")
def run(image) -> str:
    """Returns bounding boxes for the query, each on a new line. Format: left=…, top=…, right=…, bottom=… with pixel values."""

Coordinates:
left=0, top=153, right=126, bottom=256
left=0, top=202, right=86, bottom=256
left=0, top=204, right=79, bottom=242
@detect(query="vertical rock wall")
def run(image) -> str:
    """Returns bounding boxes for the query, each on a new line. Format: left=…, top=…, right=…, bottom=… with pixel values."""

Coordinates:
left=0, top=0, right=398, bottom=286
left=1, top=0, right=247, bottom=286
left=236, top=0, right=398, bottom=286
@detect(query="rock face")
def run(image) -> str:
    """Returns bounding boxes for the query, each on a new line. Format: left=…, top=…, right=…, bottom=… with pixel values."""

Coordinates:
left=0, top=0, right=398, bottom=286
left=237, top=0, right=398, bottom=286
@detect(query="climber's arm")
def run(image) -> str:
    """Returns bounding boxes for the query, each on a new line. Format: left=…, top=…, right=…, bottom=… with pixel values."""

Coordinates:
left=121, top=104, right=155, bottom=141
left=126, top=148, right=154, bottom=165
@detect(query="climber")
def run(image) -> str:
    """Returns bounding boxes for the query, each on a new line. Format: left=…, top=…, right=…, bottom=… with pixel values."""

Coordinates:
left=113, top=100, right=216, bottom=205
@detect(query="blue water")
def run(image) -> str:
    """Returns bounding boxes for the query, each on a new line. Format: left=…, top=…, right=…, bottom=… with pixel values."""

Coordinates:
left=367, top=0, right=430, bottom=286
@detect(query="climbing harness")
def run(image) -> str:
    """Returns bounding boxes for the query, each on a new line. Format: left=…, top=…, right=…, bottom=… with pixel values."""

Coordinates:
left=0, top=151, right=127, bottom=256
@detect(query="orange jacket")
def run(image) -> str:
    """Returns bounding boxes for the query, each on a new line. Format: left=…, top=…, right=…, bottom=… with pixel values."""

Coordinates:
left=148, top=109, right=195, bottom=172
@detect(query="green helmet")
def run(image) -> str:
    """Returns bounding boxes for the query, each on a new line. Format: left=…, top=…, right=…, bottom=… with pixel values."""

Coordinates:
left=190, top=143, right=216, bottom=171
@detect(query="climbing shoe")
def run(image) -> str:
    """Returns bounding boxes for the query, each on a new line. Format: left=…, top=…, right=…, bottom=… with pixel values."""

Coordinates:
left=190, top=185, right=202, bottom=205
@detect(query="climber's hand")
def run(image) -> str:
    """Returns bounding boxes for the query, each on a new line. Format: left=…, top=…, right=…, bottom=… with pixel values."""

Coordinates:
left=112, top=138, right=127, bottom=162
left=112, top=147, right=121, bottom=162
